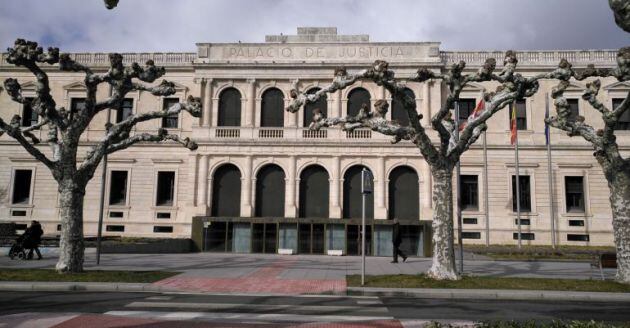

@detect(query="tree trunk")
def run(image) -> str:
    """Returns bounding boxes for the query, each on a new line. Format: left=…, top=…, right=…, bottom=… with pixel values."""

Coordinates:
left=55, top=181, right=85, bottom=273
left=426, top=167, right=460, bottom=280
left=609, top=169, right=630, bottom=283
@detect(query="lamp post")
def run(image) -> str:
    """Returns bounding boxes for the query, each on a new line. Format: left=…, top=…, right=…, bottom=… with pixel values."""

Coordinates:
left=361, top=168, right=373, bottom=286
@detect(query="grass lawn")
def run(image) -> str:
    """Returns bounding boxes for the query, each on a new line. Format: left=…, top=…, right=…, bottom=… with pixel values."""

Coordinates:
left=465, top=245, right=616, bottom=261
left=347, top=274, right=630, bottom=293
left=0, top=268, right=177, bottom=283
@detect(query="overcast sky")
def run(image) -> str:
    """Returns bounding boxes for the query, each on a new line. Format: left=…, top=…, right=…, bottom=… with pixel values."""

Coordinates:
left=0, top=0, right=627, bottom=53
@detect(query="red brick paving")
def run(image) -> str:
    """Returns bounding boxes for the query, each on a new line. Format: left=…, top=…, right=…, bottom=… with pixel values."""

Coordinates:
left=153, top=259, right=347, bottom=295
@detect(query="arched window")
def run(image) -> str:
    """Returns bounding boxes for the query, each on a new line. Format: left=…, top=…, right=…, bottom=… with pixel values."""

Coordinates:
left=391, top=88, right=415, bottom=126
left=211, top=164, right=241, bottom=217
left=255, top=164, right=286, bottom=217
left=347, top=88, right=371, bottom=117
left=261, top=88, right=284, bottom=127
left=218, top=88, right=241, bottom=127
left=299, top=165, right=329, bottom=218
left=388, top=166, right=419, bottom=220
left=304, top=88, right=327, bottom=127
left=343, top=165, right=373, bottom=219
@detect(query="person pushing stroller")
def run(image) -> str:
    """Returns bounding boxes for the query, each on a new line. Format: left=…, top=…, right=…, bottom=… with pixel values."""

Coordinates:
left=10, top=221, right=43, bottom=260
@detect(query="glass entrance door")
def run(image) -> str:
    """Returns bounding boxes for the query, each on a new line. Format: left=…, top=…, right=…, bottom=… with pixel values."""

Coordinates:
left=298, top=223, right=326, bottom=254
left=346, top=224, right=372, bottom=256
left=252, top=223, right=277, bottom=254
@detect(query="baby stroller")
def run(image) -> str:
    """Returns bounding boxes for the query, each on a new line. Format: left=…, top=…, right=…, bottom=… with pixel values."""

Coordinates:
left=9, top=235, right=27, bottom=260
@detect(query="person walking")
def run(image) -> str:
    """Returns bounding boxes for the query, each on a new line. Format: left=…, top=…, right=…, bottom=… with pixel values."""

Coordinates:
left=24, top=220, right=43, bottom=260
left=391, top=218, right=407, bottom=263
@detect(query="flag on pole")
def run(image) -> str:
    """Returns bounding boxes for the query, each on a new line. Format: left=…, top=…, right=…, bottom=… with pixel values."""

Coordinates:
left=459, top=98, right=486, bottom=131
left=510, top=103, right=517, bottom=145
left=544, top=100, right=550, bottom=146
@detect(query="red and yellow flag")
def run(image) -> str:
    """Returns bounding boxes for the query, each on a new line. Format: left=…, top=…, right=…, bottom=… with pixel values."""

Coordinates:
left=510, top=103, right=517, bottom=145
left=459, top=99, right=485, bottom=131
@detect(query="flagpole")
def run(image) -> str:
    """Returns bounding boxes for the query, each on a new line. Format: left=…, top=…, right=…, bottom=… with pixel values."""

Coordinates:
left=483, top=130, right=490, bottom=247
left=545, top=93, right=557, bottom=249
left=513, top=102, right=522, bottom=249
left=455, top=101, right=464, bottom=274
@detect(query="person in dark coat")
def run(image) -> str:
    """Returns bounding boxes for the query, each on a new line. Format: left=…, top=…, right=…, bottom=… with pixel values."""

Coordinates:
left=391, top=218, right=407, bottom=263
left=23, top=220, right=43, bottom=260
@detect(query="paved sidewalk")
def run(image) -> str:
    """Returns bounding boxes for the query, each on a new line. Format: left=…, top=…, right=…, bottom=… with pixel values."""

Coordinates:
left=0, top=251, right=616, bottom=280
left=1, top=251, right=619, bottom=296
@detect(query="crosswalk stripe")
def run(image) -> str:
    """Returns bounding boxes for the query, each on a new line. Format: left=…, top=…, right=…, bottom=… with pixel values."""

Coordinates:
left=105, top=310, right=395, bottom=323
left=125, top=301, right=389, bottom=314
left=145, top=296, right=173, bottom=301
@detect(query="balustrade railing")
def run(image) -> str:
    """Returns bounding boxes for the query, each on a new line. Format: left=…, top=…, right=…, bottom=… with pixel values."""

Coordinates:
left=302, top=129, right=327, bottom=139
left=1, top=52, right=197, bottom=67
left=345, top=129, right=372, bottom=139
left=215, top=128, right=240, bottom=138
left=258, top=128, right=284, bottom=138
left=440, top=50, right=617, bottom=66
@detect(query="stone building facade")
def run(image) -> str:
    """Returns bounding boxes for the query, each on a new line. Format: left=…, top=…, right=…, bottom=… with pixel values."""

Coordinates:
left=0, top=28, right=627, bottom=255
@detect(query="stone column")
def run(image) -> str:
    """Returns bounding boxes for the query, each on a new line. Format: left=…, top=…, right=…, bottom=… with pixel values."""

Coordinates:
left=285, top=156, right=297, bottom=217
left=330, top=156, right=342, bottom=218
left=246, top=79, right=256, bottom=127
left=202, top=79, right=213, bottom=127
left=374, top=157, right=388, bottom=220
left=422, top=160, right=433, bottom=219
left=421, top=81, right=431, bottom=127
left=241, top=156, right=253, bottom=217
left=197, top=154, right=209, bottom=215
left=334, top=90, right=342, bottom=117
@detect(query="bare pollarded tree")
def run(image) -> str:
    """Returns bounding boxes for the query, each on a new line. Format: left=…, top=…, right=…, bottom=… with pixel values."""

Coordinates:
left=609, top=0, right=630, bottom=32
left=286, top=54, right=542, bottom=280
left=545, top=47, right=630, bottom=283
left=0, top=39, right=201, bottom=273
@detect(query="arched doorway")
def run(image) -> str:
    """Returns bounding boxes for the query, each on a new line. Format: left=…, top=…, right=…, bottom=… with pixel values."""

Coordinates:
left=217, top=88, right=242, bottom=126
left=304, top=88, right=327, bottom=126
left=299, top=165, right=329, bottom=218
left=211, top=164, right=241, bottom=217
left=347, top=88, right=371, bottom=117
left=343, top=165, right=373, bottom=219
left=388, top=166, right=419, bottom=220
left=390, top=88, right=415, bottom=126
left=255, top=164, right=286, bottom=217
left=261, top=88, right=284, bottom=127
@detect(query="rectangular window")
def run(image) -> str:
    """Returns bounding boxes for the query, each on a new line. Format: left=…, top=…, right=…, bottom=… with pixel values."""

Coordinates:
left=567, top=99, right=579, bottom=121
left=108, top=170, right=128, bottom=206
left=613, top=98, right=630, bottom=130
left=565, top=176, right=585, bottom=213
left=509, top=100, right=527, bottom=130
left=21, top=97, right=38, bottom=127
left=70, top=98, right=86, bottom=120
left=106, top=225, right=125, bottom=232
left=511, top=175, right=531, bottom=212
left=156, top=212, right=171, bottom=219
left=12, top=169, right=33, bottom=204
left=161, top=98, right=179, bottom=128
left=463, top=218, right=478, bottom=224
left=569, top=220, right=585, bottom=227
left=460, top=175, right=479, bottom=211
left=153, top=226, right=173, bottom=233
left=116, top=98, right=134, bottom=123
left=515, top=218, right=531, bottom=225
left=455, top=99, right=476, bottom=126
left=462, top=231, right=481, bottom=239
left=567, top=234, right=589, bottom=242
left=513, top=233, right=535, bottom=240
left=155, top=171, right=175, bottom=206
left=109, top=211, right=124, bottom=218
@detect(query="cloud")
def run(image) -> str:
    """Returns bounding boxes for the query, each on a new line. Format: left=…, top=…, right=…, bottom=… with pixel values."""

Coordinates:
left=0, top=0, right=627, bottom=52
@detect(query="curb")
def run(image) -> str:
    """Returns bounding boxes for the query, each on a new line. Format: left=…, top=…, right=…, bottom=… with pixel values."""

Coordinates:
left=0, top=281, right=177, bottom=294
left=347, top=287, right=630, bottom=302
left=1, top=282, right=629, bottom=302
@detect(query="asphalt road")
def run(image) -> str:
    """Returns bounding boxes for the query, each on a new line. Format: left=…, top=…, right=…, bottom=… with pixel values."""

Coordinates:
left=0, top=291, right=628, bottom=326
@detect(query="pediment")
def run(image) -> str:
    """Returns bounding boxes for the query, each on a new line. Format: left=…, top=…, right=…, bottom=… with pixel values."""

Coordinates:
left=603, top=81, right=630, bottom=91
left=170, top=81, right=189, bottom=92
left=563, top=82, right=585, bottom=92
left=19, top=80, right=38, bottom=91
left=62, top=81, right=87, bottom=91
left=462, top=82, right=485, bottom=92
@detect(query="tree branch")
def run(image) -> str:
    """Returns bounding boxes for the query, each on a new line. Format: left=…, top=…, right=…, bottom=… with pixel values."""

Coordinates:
left=0, top=115, right=55, bottom=169
left=106, top=128, right=197, bottom=154
left=309, top=100, right=416, bottom=144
